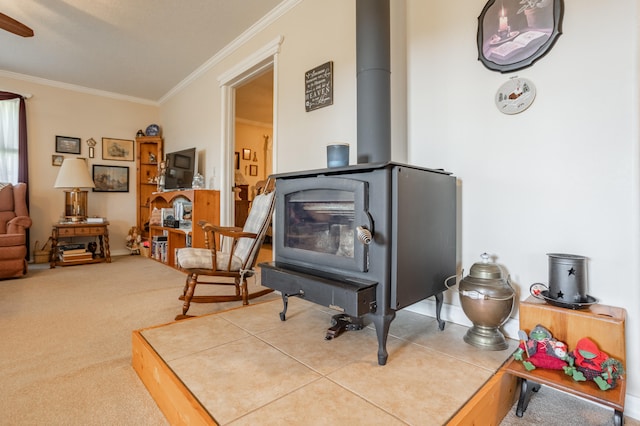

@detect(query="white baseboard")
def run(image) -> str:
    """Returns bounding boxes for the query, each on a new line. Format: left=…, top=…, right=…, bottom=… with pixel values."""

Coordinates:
left=405, top=299, right=640, bottom=422
left=403, top=298, right=520, bottom=341
left=625, top=394, right=640, bottom=421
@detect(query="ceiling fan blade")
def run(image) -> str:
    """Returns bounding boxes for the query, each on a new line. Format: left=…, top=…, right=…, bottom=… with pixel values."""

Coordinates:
left=0, top=13, right=34, bottom=37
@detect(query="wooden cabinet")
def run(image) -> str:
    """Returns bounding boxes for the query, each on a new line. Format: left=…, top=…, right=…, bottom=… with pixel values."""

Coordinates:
left=136, top=136, right=163, bottom=240
left=148, top=189, right=220, bottom=268
left=50, top=222, right=111, bottom=268
left=234, top=184, right=250, bottom=227
left=235, top=200, right=250, bottom=227
left=503, top=297, right=626, bottom=425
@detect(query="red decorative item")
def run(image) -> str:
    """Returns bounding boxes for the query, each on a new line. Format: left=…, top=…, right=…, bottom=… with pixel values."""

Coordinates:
left=513, top=324, right=568, bottom=370
left=570, top=337, right=624, bottom=389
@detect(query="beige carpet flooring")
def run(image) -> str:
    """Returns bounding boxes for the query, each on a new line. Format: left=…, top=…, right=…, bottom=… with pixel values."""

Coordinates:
left=0, top=255, right=268, bottom=425
left=1, top=254, right=637, bottom=425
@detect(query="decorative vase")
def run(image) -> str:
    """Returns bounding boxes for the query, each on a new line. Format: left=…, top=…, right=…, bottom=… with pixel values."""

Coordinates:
left=458, top=253, right=516, bottom=350
left=87, top=242, right=97, bottom=258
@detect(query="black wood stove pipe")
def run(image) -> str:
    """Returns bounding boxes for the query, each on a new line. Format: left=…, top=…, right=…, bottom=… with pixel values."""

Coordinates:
left=356, top=0, right=391, bottom=164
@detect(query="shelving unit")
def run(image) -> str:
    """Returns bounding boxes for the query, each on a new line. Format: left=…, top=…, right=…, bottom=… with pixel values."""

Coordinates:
left=503, top=297, right=626, bottom=425
left=50, top=222, right=111, bottom=268
left=136, top=136, right=163, bottom=240
left=148, top=189, right=220, bottom=268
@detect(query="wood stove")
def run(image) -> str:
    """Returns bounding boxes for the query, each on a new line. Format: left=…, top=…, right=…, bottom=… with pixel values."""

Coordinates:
left=260, top=162, right=456, bottom=365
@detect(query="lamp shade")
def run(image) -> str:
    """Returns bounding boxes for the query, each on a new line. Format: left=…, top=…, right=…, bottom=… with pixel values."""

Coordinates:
left=54, top=158, right=95, bottom=189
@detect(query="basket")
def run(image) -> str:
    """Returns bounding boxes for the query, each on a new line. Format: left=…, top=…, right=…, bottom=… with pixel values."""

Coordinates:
left=34, top=238, right=52, bottom=264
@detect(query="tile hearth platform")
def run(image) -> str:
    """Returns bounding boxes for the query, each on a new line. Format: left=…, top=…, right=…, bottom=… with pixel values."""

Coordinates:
left=133, top=297, right=518, bottom=425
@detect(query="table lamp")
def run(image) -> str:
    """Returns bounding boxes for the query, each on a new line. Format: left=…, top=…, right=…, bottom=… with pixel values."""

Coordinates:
left=54, top=158, right=95, bottom=222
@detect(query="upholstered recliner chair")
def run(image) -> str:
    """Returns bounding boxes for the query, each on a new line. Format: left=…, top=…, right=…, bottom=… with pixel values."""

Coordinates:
left=0, top=183, right=32, bottom=279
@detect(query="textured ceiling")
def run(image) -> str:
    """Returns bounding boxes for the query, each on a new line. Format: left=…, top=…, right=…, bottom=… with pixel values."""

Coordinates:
left=0, top=0, right=284, bottom=102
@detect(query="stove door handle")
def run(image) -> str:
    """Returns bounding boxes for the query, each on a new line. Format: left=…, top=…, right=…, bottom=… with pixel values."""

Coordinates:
left=356, top=226, right=372, bottom=245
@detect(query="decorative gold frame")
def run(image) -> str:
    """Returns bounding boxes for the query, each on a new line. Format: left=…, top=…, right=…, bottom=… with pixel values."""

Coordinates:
left=102, top=138, right=134, bottom=161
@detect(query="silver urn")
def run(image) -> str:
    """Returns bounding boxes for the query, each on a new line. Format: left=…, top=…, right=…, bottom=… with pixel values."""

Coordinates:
left=459, top=253, right=515, bottom=350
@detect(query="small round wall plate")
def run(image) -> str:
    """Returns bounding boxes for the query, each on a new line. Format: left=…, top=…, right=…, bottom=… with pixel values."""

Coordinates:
left=495, top=77, right=536, bottom=115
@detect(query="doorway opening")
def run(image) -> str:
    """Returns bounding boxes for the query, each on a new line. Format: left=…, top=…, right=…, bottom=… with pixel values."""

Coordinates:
left=219, top=36, right=281, bottom=227
left=233, top=68, right=273, bottom=227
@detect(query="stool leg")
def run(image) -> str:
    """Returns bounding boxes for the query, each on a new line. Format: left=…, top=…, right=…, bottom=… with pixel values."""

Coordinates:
left=516, top=378, right=541, bottom=417
left=614, top=410, right=623, bottom=426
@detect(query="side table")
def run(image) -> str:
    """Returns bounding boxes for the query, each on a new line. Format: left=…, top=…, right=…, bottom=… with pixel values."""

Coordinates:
left=50, top=222, right=111, bottom=268
left=503, top=296, right=626, bottom=425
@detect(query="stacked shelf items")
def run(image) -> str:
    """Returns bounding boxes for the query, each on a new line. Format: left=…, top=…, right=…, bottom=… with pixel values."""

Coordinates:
left=151, top=235, right=168, bottom=263
left=136, top=136, right=163, bottom=241
left=58, top=243, right=93, bottom=263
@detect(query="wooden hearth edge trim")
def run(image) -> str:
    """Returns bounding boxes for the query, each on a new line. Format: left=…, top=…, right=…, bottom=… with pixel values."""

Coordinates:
left=447, top=366, right=518, bottom=425
left=133, top=325, right=518, bottom=426
left=132, top=330, right=217, bottom=425
left=131, top=300, right=518, bottom=425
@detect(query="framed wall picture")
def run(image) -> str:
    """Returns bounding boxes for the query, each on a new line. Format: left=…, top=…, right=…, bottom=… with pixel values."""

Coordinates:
left=477, top=0, right=564, bottom=73
left=242, top=148, right=251, bottom=160
left=52, top=155, right=64, bottom=166
left=249, top=165, right=258, bottom=176
left=92, top=165, right=129, bottom=192
left=55, top=136, right=81, bottom=154
left=102, top=138, right=134, bottom=161
left=235, top=152, right=240, bottom=169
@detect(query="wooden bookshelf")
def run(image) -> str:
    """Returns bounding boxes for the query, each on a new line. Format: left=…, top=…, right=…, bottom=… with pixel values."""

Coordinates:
left=148, top=189, right=220, bottom=268
left=136, top=136, right=163, bottom=240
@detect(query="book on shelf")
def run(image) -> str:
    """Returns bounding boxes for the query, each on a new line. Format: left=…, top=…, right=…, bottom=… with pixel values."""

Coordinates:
left=59, top=243, right=85, bottom=251
left=86, top=217, right=106, bottom=224
left=59, top=248, right=87, bottom=255
left=60, top=257, right=94, bottom=263
left=59, top=252, right=93, bottom=261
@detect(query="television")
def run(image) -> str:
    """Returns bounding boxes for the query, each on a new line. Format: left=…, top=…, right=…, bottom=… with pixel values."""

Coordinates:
left=164, top=147, right=196, bottom=191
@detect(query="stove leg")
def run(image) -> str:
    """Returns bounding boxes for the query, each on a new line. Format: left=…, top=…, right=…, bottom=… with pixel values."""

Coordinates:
left=435, top=292, right=445, bottom=330
left=279, top=291, right=304, bottom=321
left=372, top=312, right=396, bottom=365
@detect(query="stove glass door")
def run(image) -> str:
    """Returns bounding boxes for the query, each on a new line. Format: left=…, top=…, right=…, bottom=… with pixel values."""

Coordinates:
left=276, top=177, right=369, bottom=273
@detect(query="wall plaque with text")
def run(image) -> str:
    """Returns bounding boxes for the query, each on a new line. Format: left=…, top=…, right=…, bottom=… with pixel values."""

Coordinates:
left=305, top=61, right=333, bottom=112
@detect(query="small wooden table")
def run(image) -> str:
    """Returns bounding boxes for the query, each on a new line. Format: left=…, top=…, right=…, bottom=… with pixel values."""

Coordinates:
left=503, top=297, right=626, bottom=426
left=50, top=222, right=111, bottom=268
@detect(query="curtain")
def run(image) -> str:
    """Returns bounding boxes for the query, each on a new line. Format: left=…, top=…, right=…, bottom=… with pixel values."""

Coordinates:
left=0, top=91, right=29, bottom=257
left=0, top=92, right=28, bottom=184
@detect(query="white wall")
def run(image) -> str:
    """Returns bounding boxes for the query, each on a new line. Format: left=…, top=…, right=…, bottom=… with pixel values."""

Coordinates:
left=235, top=120, right=272, bottom=194
left=406, top=0, right=639, bottom=412
left=0, top=74, right=159, bottom=255
left=160, top=0, right=358, bottom=182
left=158, top=0, right=638, bottom=415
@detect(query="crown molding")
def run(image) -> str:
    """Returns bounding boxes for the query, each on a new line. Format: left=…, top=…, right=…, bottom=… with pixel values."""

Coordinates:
left=0, top=69, right=158, bottom=106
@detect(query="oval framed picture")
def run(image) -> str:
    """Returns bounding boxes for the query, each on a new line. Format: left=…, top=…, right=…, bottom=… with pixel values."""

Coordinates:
left=477, top=0, right=564, bottom=73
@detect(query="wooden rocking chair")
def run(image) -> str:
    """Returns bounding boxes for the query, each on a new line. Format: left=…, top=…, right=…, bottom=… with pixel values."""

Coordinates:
left=175, top=181, right=275, bottom=319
